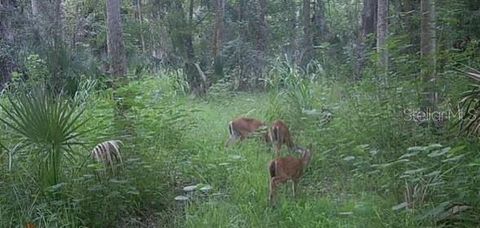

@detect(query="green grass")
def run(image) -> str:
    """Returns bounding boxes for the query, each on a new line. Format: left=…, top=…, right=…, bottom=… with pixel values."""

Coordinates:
left=2, top=75, right=479, bottom=227
left=173, top=92, right=419, bottom=228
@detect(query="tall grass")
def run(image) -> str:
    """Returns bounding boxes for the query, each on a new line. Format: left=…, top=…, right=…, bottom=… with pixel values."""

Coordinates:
left=0, top=71, right=479, bottom=227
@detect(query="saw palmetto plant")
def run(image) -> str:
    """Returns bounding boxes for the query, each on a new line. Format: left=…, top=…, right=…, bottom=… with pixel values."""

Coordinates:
left=0, top=87, right=88, bottom=188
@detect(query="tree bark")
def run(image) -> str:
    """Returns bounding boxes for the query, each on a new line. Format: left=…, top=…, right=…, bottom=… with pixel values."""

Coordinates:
left=362, top=0, right=377, bottom=37
left=31, top=0, right=40, bottom=17
left=354, top=0, right=377, bottom=80
left=0, top=0, right=17, bottom=90
left=252, top=0, right=267, bottom=82
left=421, top=0, right=437, bottom=110
left=106, top=0, right=127, bottom=78
left=313, top=0, right=329, bottom=45
left=257, top=0, right=267, bottom=54
left=301, top=0, right=313, bottom=68
left=377, top=0, right=388, bottom=72
left=213, top=0, right=225, bottom=79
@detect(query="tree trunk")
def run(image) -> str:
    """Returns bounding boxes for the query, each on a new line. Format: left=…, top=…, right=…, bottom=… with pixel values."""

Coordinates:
left=257, top=0, right=267, bottom=54
left=213, top=0, right=225, bottom=79
left=362, top=0, right=377, bottom=37
left=0, top=0, right=17, bottom=90
left=51, top=0, right=65, bottom=86
left=256, top=0, right=267, bottom=82
left=377, top=0, right=388, bottom=72
left=136, top=0, right=146, bottom=53
left=301, top=0, right=313, bottom=68
left=106, top=0, right=135, bottom=140
left=421, top=0, right=437, bottom=111
left=313, top=0, right=329, bottom=45
left=106, top=0, right=127, bottom=78
left=31, top=0, right=40, bottom=17
left=400, top=0, right=418, bottom=53
left=285, top=0, right=298, bottom=64
left=354, top=0, right=377, bottom=80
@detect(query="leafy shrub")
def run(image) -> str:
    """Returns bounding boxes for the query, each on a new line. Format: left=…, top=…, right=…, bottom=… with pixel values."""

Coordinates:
left=0, top=87, right=88, bottom=188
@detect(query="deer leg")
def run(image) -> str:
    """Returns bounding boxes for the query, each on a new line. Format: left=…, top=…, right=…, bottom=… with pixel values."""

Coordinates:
left=269, top=176, right=289, bottom=206
left=224, top=135, right=240, bottom=147
left=275, top=143, right=281, bottom=157
left=292, top=180, right=299, bottom=198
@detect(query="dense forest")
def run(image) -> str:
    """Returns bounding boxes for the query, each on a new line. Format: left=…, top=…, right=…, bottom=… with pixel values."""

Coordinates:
left=1, top=0, right=480, bottom=227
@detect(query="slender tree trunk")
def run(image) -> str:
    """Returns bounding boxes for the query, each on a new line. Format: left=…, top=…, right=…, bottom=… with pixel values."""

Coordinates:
left=313, top=0, right=329, bottom=45
left=377, top=0, right=388, bottom=72
left=256, top=0, right=268, bottom=81
left=136, top=0, right=146, bottom=53
left=421, top=0, right=437, bottom=111
left=257, top=0, right=267, bottom=53
left=106, top=0, right=135, bottom=140
left=31, top=0, right=39, bottom=17
left=400, top=0, right=418, bottom=53
left=106, top=0, right=127, bottom=78
left=51, top=0, right=65, bottom=87
left=213, top=0, right=225, bottom=79
left=354, top=0, right=377, bottom=80
left=301, top=0, right=313, bottom=68
left=285, top=0, right=298, bottom=64
left=0, top=0, right=17, bottom=90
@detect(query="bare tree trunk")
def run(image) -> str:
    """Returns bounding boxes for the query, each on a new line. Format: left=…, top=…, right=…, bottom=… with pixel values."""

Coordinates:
left=313, top=0, right=329, bottom=45
left=362, top=0, right=377, bottom=36
left=106, top=0, right=135, bottom=140
left=256, top=0, right=267, bottom=84
left=257, top=0, right=267, bottom=54
left=400, top=0, right=418, bottom=53
left=285, top=0, right=298, bottom=64
left=0, top=0, right=17, bottom=90
left=377, top=0, right=388, bottom=72
left=301, top=0, right=313, bottom=68
left=213, top=0, right=225, bottom=79
left=106, top=0, right=127, bottom=78
left=421, top=0, right=437, bottom=111
left=354, top=0, right=377, bottom=80
left=31, top=0, right=39, bottom=17
left=136, top=0, right=146, bottom=53
left=50, top=0, right=64, bottom=88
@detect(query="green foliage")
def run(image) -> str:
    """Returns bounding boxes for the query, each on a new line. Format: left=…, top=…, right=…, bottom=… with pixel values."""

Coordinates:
left=0, top=87, right=88, bottom=188
left=24, top=54, right=49, bottom=85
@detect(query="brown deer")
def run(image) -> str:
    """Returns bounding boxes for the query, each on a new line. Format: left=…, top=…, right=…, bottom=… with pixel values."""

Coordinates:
left=225, top=117, right=267, bottom=147
left=266, top=120, right=294, bottom=157
left=268, top=145, right=312, bottom=206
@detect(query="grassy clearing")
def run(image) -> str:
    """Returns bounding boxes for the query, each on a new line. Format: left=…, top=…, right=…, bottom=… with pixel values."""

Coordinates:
left=175, top=90, right=418, bottom=227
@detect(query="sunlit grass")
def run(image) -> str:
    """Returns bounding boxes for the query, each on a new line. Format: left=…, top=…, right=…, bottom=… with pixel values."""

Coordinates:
left=177, top=91, right=418, bottom=227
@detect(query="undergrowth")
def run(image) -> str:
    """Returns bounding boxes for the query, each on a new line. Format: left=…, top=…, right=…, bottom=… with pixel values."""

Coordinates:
left=0, top=70, right=479, bottom=227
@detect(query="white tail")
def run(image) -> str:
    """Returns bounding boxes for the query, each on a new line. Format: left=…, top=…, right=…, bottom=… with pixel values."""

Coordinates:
left=267, top=120, right=294, bottom=157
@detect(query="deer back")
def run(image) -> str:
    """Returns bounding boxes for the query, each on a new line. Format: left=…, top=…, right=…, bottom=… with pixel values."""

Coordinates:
left=269, top=156, right=304, bottom=180
left=231, top=117, right=265, bottom=137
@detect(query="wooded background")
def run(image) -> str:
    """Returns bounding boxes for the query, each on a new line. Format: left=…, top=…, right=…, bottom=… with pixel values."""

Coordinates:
left=1, top=0, right=478, bottom=96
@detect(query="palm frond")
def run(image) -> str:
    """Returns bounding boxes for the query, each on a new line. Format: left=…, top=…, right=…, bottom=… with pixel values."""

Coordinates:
left=0, top=87, right=88, bottom=187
